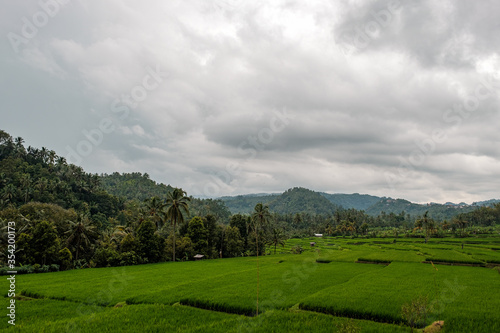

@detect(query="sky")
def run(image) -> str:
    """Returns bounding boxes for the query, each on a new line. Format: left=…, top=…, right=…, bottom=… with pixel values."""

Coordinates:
left=1, top=0, right=500, bottom=204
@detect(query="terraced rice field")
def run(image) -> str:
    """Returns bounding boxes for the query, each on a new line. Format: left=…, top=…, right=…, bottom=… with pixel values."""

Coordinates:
left=2, top=236, right=499, bottom=332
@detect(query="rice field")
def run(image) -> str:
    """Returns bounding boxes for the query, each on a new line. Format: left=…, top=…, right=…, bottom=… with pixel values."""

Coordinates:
left=2, top=236, right=499, bottom=332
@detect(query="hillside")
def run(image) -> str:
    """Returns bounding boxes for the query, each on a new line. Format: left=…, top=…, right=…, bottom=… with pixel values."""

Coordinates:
left=100, top=172, right=232, bottom=223
left=220, top=193, right=279, bottom=214
left=100, top=172, right=174, bottom=201
left=365, top=198, right=477, bottom=220
left=268, top=187, right=340, bottom=215
left=320, top=192, right=381, bottom=210
left=0, top=130, right=122, bottom=217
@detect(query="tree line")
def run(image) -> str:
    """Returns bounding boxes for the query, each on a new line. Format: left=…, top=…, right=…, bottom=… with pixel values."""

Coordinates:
left=1, top=129, right=498, bottom=273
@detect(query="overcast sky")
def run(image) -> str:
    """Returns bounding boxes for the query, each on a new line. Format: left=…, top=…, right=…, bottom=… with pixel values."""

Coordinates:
left=1, top=0, right=500, bottom=203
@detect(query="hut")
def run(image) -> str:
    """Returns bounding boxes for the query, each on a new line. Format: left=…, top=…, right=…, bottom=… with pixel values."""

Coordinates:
left=193, top=254, right=205, bottom=261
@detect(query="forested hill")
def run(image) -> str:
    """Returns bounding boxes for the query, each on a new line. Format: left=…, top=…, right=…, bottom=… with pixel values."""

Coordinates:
left=221, top=188, right=483, bottom=220
left=320, top=193, right=381, bottom=211
left=365, top=198, right=478, bottom=220
left=220, top=193, right=279, bottom=214
left=99, top=172, right=174, bottom=201
left=268, top=187, right=340, bottom=215
left=99, top=172, right=232, bottom=223
left=0, top=130, right=123, bottom=218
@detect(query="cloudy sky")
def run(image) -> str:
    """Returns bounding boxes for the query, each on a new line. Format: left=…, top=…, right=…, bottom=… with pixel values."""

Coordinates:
left=1, top=0, right=500, bottom=203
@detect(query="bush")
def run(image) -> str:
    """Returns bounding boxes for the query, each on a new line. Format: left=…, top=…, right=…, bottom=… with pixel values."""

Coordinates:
left=37, top=265, right=50, bottom=273
left=93, top=247, right=120, bottom=267
left=401, top=296, right=429, bottom=331
left=290, top=245, right=304, bottom=254
left=73, top=259, right=88, bottom=269
left=118, top=251, right=139, bottom=266
left=0, top=265, right=34, bottom=275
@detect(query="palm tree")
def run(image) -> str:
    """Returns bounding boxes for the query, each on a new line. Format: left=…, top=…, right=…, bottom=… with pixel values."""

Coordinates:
left=251, top=203, right=272, bottom=316
left=144, top=196, right=165, bottom=229
left=325, top=224, right=334, bottom=236
left=65, top=214, right=98, bottom=261
left=164, top=188, right=190, bottom=262
left=270, top=228, right=286, bottom=254
left=2, top=184, right=17, bottom=203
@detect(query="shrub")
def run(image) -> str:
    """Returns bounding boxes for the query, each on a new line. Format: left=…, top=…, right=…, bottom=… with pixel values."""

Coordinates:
left=290, top=245, right=303, bottom=254
left=118, top=251, right=139, bottom=266
left=93, top=247, right=120, bottom=267
left=401, top=296, right=429, bottom=332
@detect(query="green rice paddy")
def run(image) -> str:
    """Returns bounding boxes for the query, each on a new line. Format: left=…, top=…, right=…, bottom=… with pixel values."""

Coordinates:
left=2, top=236, right=500, bottom=332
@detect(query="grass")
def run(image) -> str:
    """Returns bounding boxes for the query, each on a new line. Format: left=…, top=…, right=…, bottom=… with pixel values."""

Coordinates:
left=2, top=235, right=499, bottom=332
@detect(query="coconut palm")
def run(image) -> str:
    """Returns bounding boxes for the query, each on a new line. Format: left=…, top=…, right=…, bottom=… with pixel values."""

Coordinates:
left=270, top=228, right=286, bottom=254
left=144, top=196, right=165, bottom=229
left=164, top=188, right=190, bottom=262
left=2, top=184, right=17, bottom=202
left=251, top=203, right=272, bottom=316
left=65, top=214, right=98, bottom=261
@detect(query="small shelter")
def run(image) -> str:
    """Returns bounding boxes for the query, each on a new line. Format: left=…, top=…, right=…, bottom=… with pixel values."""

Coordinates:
left=314, top=233, right=323, bottom=237
left=310, top=242, right=316, bottom=247
left=193, top=254, right=205, bottom=261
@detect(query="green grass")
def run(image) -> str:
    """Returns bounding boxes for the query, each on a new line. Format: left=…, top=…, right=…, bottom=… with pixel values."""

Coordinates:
left=2, top=235, right=499, bottom=332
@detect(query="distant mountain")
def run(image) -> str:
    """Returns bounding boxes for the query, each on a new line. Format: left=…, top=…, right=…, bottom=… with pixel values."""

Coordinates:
left=320, top=192, right=381, bottom=210
left=221, top=187, right=340, bottom=215
left=365, top=198, right=477, bottom=220
left=267, top=187, right=340, bottom=215
left=472, top=199, right=500, bottom=207
left=220, top=194, right=279, bottom=214
left=219, top=187, right=482, bottom=220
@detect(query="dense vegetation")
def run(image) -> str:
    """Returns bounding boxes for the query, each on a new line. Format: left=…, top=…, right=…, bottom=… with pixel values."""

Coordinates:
left=223, top=188, right=488, bottom=220
left=1, top=129, right=500, bottom=332
left=2, top=237, right=499, bottom=332
left=1, top=128, right=499, bottom=272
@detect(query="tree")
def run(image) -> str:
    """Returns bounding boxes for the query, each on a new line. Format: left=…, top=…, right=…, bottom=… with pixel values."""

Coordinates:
left=32, top=221, right=61, bottom=265
left=415, top=211, right=435, bottom=243
left=164, top=188, right=190, bottom=262
left=230, top=214, right=249, bottom=246
left=251, top=203, right=272, bottom=316
left=187, top=216, right=208, bottom=255
left=325, top=224, right=334, bottom=236
left=224, top=226, right=243, bottom=257
left=65, top=214, right=98, bottom=261
left=136, top=220, right=164, bottom=263
left=269, top=228, right=286, bottom=254
left=165, top=235, right=194, bottom=261
left=143, top=196, right=165, bottom=229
